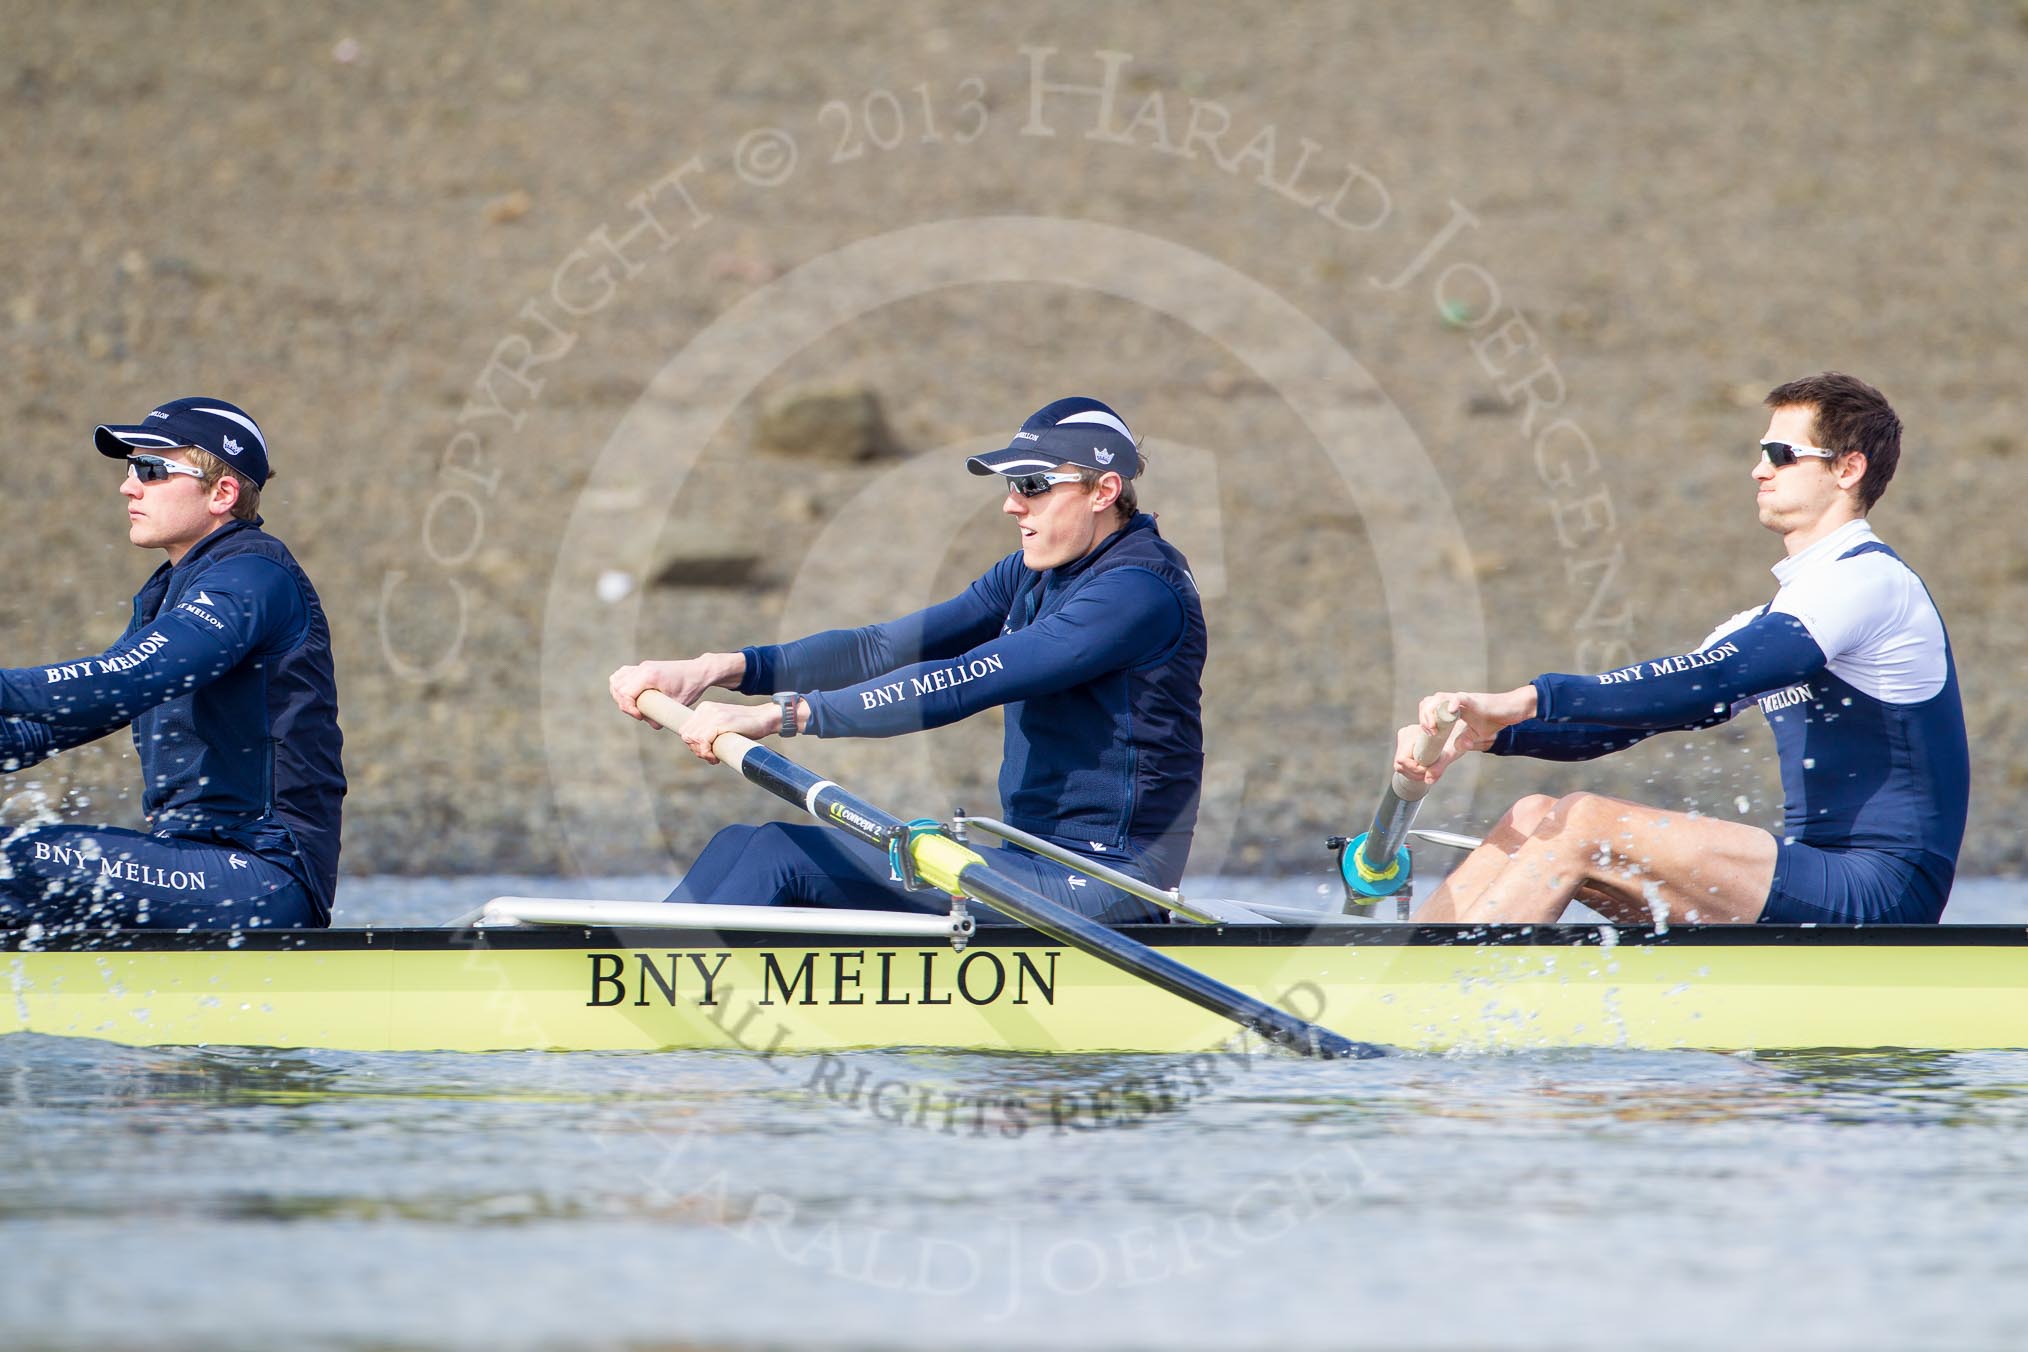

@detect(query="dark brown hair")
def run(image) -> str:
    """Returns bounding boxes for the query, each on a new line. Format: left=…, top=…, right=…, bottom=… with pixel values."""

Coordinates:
left=1763, top=371, right=1901, bottom=511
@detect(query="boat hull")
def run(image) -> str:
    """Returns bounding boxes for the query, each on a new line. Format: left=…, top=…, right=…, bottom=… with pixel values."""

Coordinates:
left=6, top=922, right=2025, bottom=1054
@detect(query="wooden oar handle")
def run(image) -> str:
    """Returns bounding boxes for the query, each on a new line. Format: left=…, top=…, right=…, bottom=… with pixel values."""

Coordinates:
left=1391, top=703, right=1458, bottom=802
left=638, top=688, right=763, bottom=767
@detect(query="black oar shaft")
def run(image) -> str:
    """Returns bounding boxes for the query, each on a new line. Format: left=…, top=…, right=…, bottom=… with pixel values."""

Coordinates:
left=734, top=744, right=902, bottom=848
left=955, top=865, right=1379, bottom=1060
left=753, top=742, right=1374, bottom=1055
left=638, top=691, right=1378, bottom=1060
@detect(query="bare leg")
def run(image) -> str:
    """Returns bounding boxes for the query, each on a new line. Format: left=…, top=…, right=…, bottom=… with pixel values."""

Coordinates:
left=1414, top=795, right=1557, bottom=922
left=1415, top=796, right=1624, bottom=920
left=1417, top=793, right=1777, bottom=926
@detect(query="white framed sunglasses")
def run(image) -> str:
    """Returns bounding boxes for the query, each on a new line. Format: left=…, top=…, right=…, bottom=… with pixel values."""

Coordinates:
left=124, top=454, right=208, bottom=484
left=1759, top=440, right=1838, bottom=468
left=1003, top=470, right=1085, bottom=498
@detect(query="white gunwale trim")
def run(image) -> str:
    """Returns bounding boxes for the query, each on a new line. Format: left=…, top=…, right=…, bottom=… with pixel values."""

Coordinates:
left=465, top=897, right=970, bottom=937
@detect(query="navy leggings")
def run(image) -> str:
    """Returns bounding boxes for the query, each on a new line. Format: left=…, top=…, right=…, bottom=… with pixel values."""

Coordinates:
left=666, top=822, right=1167, bottom=925
left=0, top=823, right=319, bottom=933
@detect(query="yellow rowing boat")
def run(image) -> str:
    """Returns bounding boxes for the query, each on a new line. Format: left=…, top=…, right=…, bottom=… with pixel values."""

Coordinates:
left=6, top=917, right=2020, bottom=1054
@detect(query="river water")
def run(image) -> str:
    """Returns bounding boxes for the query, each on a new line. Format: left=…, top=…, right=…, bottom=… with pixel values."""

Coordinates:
left=4, top=876, right=2027, bottom=1350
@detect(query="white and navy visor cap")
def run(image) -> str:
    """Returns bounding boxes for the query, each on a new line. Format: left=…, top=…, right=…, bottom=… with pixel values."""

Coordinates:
left=965, top=396, right=1142, bottom=479
left=95, top=396, right=271, bottom=487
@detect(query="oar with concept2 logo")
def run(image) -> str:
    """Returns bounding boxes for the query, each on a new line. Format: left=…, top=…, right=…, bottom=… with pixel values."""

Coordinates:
left=637, top=690, right=1381, bottom=1060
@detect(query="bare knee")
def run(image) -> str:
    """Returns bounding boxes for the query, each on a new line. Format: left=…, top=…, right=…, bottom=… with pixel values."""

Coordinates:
left=1491, top=793, right=1626, bottom=871
left=1546, top=791, right=1622, bottom=836
left=1502, top=794, right=1560, bottom=836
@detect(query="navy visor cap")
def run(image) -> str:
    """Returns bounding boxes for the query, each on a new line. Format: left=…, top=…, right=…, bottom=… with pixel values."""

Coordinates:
left=966, top=396, right=1142, bottom=478
left=95, top=396, right=271, bottom=487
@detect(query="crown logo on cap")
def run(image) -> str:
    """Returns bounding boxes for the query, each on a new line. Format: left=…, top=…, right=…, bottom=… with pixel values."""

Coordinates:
left=222, top=435, right=242, bottom=456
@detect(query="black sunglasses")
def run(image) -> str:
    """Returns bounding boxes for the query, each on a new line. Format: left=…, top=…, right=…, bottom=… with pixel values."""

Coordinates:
left=1759, top=440, right=1838, bottom=469
left=1004, top=471, right=1084, bottom=498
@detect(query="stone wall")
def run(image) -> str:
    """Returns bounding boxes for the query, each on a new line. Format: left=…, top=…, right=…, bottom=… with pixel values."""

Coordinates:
left=5, top=2, right=2023, bottom=878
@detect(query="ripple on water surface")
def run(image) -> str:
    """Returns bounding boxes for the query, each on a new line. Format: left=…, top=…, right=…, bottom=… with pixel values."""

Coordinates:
left=5, top=874, right=2028, bottom=1348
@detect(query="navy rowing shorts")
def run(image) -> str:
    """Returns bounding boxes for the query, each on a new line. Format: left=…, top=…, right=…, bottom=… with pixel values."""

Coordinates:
left=0, top=823, right=318, bottom=933
left=1761, top=840, right=1948, bottom=925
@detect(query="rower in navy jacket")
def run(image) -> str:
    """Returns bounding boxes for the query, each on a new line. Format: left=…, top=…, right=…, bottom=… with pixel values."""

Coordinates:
left=1397, top=372, right=1968, bottom=925
left=0, top=398, right=345, bottom=932
left=610, top=397, right=1206, bottom=924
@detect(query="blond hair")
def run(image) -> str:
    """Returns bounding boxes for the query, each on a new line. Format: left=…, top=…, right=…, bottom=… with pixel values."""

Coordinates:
left=181, top=447, right=264, bottom=522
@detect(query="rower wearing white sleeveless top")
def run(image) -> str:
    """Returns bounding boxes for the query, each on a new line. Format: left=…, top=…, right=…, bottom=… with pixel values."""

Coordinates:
left=1398, top=372, right=1968, bottom=926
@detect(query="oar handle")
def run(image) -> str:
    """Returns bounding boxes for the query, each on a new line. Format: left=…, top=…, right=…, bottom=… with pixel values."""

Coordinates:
left=1391, top=703, right=1458, bottom=803
left=1351, top=701, right=1459, bottom=891
left=638, top=689, right=762, bottom=770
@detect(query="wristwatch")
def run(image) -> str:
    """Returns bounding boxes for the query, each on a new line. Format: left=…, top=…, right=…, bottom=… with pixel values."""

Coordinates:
left=772, top=692, right=800, bottom=738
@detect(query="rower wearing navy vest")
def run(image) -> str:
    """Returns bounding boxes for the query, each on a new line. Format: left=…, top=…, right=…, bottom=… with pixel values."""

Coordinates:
left=0, top=398, right=346, bottom=932
left=610, top=397, right=1206, bottom=924
left=1396, top=372, right=1967, bottom=925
